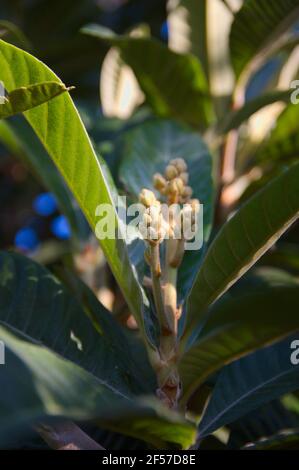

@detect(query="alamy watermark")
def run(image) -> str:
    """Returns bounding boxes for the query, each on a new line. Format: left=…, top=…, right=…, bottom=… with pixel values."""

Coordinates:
left=290, top=80, right=299, bottom=105
left=290, top=339, right=299, bottom=365
left=94, top=197, right=204, bottom=251
left=0, top=341, right=5, bottom=365
left=0, top=81, right=5, bottom=105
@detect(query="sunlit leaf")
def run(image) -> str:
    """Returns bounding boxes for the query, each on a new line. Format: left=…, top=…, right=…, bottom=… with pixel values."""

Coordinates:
left=0, top=82, right=70, bottom=119
left=184, top=162, right=299, bottom=341
left=0, top=39, right=152, bottom=345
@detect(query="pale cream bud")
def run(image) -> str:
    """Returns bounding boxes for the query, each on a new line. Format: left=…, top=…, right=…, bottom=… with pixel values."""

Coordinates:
left=139, top=188, right=156, bottom=207
left=153, top=173, right=166, bottom=191
left=175, top=177, right=184, bottom=193
left=190, top=198, right=200, bottom=213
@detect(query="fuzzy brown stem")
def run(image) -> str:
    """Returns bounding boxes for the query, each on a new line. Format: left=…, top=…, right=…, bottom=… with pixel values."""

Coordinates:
left=150, top=244, right=171, bottom=335
left=157, top=237, right=181, bottom=409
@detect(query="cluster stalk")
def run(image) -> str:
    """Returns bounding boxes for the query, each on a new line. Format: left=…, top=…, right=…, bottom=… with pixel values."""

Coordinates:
left=139, top=159, right=200, bottom=409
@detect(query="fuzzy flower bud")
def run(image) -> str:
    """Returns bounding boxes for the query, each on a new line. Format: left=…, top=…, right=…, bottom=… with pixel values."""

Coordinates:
left=139, top=188, right=156, bottom=207
left=190, top=198, right=200, bottom=213
left=171, top=158, right=187, bottom=173
left=153, top=173, right=167, bottom=192
left=182, top=186, right=193, bottom=200
left=165, top=164, right=178, bottom=180
left=180, top=172, right=189, bottom=184
left=139, top=203, right=167, bottom=245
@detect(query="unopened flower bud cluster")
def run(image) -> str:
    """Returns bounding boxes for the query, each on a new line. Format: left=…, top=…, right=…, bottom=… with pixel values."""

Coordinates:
left=153, top=158, right=194, bottom=204
left=138, top=189, right=168, bottom=245
left=138, top=159, right=200, bottom=243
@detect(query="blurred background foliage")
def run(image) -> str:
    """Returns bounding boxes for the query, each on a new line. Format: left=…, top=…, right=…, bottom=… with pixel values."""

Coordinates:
left=1, top=0, right=299, bottom=450
left=0, top=0, right=299, bottom=284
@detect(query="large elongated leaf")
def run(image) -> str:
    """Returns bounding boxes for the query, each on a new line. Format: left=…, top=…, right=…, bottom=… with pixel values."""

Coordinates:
left=0, top=39, right=151, bottom=344
left=0, top=251, right=148, bottom=396
left=180, top=280, right=299, bottom=403
left=255, top=104, right=299, bottom=165
left=0, top=118, right=88, bottom=242
left=119, top=119, right=214, bottom=303
left=82, top=25, right=213, bottom=129
left=227, top=400, right=299, bottom=450
left=0, top=82, right=70, bottom=119
left=185, top=162, right=299, bottom=340
left=0, top=324, right=196, bottom=449
left=198, top=337, right=299, bottom=437
left=230, top=0, right=299, bottom=78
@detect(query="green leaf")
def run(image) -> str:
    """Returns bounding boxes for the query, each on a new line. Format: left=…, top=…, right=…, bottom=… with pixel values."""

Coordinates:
left=0, top=118, right=88, bottom=242
left=184, top=162, right=299, bottom=340
left=255, top=104, right=299, bottom=165
left=82, top=24, right=214, bottom=129
left=0, top=324, right=196, bottom=449
left=0, top=81, right=70, bottom=119
left=118, top=118, right=214, bottom=302
left=230, top=0, right=299, bottom=78
left=0, top=20, right=32, bottom=50
left=219, top=90, right=292, bottom=133
left=198, top=337, right=299, bottom=437
left=180, top=278, right=299, bottom=403
left=0, top=39, right=151, bottom=344
left=0, top=251, right=147, bottom=396
left=227, top=400, right=298, bottom=449
left=242, top=429, right=299, bottom=450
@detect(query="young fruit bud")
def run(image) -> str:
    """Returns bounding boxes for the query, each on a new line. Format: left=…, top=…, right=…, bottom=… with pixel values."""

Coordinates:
left=168, top=179, right=178, bottom=194
left=190, top=198, right=200, bottom=213
left=139, top=188, right=156, bottom=207
left=174, top=177, right=184, bottom=193
left=171, top=158, right=187, bottom=173
left=165, top=164, right=178, bottom=180
left=180, top=172, right=189, bottom=184
left=182, top=186, right=193, bottom=199
left=153, top=173, right=166, bottom=191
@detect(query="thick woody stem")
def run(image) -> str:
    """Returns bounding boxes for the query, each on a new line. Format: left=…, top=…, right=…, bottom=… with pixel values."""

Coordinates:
left=157, top=234, right=181, bottom=409
left=148, top=242, right=180, bottom=408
